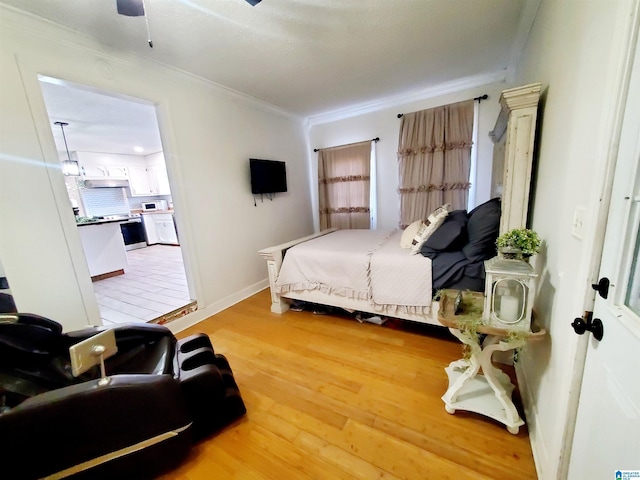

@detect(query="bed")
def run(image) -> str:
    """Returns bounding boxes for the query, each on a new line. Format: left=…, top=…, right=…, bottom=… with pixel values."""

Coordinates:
left=259, top=198, right=501, bottom=327
left=259, top=83, right=541, bottom=328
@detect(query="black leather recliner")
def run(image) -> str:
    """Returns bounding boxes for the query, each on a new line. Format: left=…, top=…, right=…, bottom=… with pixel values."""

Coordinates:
left=0, top=313, right=246, bottom=480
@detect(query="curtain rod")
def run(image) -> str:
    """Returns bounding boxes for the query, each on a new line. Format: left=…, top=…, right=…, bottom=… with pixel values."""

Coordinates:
left=396, top=94, right=488, bottom=118
left=313, top=137, right=380, bottom=152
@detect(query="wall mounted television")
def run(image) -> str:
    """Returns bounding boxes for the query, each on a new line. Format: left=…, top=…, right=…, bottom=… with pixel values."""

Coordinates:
left=249, top=158, right=287, bottom=194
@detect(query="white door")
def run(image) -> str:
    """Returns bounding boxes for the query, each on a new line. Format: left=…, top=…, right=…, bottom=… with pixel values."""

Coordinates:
left=567, top=33, right=640, bottom=479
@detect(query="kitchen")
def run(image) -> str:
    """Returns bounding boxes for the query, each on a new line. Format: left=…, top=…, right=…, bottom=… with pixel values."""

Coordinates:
left=72, top=151, right=178, bottom=277
left=42, top=77, right=195, bottom=325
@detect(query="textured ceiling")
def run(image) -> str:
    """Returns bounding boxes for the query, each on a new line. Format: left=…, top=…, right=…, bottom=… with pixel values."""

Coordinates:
left=2, top=0, right=533, bottom=154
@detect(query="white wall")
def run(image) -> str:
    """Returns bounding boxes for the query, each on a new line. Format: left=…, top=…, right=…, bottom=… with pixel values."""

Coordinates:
left=512, top=1, right=636, bottom=478
left=145, top=151, right=165, bottom=168
left=307, top=83, right=505, bottom=230
left=0, top=7, right=312, bottom=330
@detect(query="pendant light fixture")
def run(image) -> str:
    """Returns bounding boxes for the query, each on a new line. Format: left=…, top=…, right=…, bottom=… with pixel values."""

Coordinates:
left=54, top=121, right=80, bottom=176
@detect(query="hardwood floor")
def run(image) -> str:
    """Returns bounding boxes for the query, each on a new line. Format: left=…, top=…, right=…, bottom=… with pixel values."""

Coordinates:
left=159, top=289, right=537, bottom=480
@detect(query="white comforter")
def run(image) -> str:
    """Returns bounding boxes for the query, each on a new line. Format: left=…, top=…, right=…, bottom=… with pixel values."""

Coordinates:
left=275, top=229, right=433, bottom=313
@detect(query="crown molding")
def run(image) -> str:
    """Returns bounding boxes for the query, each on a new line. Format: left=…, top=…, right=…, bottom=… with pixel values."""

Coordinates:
left=0, top=4, right=302, bottom=122
left=306, top=70, right=507, bottom=127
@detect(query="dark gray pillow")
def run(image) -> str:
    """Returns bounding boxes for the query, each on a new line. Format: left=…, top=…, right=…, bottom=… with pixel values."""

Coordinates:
left=420, top=209, right=468, bottom=255
left=462, top=198, right=501, bottom=262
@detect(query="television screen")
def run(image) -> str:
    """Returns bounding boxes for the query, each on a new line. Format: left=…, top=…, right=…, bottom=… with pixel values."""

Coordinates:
left=250, top=159, right=287, bottom=194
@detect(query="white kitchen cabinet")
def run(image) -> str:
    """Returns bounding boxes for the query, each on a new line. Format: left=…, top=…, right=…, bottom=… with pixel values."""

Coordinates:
left=128, top=165, right=153, bottom=195
left=82, top=165, right=108, bottom=178
left=107, top=166, right=129, bottom=179
left=143, top=213, right=178, bottom=245
left=151, top=164, right=171, bottom=195
left=128, top=165, right=171, bottom=196
left=142, top=215, right=159, bottom=245
left=156, top=214, right=178, bottom=244
left=81, top=165, right=129, bottom=180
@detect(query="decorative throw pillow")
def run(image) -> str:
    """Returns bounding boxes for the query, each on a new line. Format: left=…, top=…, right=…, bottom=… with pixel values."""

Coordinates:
left=410, top=204, right=451, bottom=254
left=462, top=198, right=502, bottom=262
left=400, top=220, right=423, bottom=249
left=421, top=209, right=469, bottom=253
left=419, top=210, right=469, bottom=258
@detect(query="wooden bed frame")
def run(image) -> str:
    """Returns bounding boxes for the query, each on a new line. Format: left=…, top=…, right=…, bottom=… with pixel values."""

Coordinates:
left=259, top=83, right=541, bottom=327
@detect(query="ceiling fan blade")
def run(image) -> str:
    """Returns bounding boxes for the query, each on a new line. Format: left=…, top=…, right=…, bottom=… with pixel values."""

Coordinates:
left=246, top=0, right=262, bottom=5
left=116, top=0, right=145, bottom=17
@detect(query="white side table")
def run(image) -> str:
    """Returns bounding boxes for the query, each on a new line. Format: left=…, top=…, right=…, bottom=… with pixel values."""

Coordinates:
left=438, top=290, right=545, bottom=434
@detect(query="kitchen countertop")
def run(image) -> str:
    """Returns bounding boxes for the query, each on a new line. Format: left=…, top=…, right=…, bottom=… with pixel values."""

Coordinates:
left=138, top=209, right=174, bottom=215
left=75, top=211, right=174, bottom=227
left=77, top=219, right=124, bottom=227
left=76, top=215, right=141, bottom=226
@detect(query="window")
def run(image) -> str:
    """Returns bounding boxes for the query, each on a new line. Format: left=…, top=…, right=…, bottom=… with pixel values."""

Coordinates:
left=318, top=141, right=372, bottom=230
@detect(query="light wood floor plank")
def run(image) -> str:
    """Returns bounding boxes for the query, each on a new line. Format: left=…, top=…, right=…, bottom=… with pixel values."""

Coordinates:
left=158, top=289, right=537, bottom=479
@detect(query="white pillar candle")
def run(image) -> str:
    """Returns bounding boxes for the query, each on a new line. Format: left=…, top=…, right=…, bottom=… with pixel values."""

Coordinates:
left=500, top=295, right=520, bottom=323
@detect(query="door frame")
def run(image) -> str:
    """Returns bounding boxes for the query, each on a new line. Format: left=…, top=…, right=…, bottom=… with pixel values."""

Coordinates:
left=558, top=1, right=640, bottom=477
left=13, top=56, right=205, bottom=326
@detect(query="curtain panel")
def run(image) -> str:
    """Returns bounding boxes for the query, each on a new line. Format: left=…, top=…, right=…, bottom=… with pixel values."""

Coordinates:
left=318, top=141, right=372, bottom=230
left=397, top=100, right=474, bottom=228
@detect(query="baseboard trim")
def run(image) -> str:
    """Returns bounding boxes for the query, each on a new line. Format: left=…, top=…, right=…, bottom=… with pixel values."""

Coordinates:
left=91, top=269, right=124, bottom=282
left=166, top=279, right=269, bottom=334
left=515, top=361, right=548, bottom=480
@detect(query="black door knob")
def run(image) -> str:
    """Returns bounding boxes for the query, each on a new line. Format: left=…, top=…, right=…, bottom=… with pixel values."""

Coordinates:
left=571, top=317, right=604, bottom=341
left=571, top=318, right=587, bottom=334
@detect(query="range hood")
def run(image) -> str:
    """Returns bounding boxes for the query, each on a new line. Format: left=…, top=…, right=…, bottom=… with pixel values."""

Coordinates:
left=83, top=179, right=130, bottom=188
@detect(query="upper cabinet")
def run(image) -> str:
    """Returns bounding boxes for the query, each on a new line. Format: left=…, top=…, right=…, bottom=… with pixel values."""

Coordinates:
left=106, top=166, right=129, bottom=179
left=128, top=165, right=153, bottom=195
left=151, top=164, right=171, bottom=195
left=128, top=164, right=171, bottom=196
left=75, top=151, right=171, bottom=197
left=76, top=152, right=131, bottom=180
left=81, top=164, right=129, bottom=180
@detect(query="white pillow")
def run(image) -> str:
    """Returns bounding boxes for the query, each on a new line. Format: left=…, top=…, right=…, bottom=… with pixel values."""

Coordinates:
left=400, top=220, right=423, bottom=248
left=410, top=204, right=451, bottom=254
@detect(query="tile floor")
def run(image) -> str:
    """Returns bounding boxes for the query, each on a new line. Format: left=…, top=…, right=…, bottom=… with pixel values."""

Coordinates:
left=93, top=245, right=193, bottom=326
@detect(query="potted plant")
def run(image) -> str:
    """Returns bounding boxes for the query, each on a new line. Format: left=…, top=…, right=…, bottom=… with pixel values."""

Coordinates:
left=496, top=228, right=541, bottom=260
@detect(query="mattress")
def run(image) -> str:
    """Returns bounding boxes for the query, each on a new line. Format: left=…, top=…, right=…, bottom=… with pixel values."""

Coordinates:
left=275, top=229, right=433, bottom=314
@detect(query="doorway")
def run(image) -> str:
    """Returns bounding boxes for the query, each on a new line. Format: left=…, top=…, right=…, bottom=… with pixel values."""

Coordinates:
left=39, top=76, right=196, bottom=325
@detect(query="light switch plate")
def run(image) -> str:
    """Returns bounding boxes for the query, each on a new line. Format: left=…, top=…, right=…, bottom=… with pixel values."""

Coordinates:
left=572, top=207, right=586, bottom=240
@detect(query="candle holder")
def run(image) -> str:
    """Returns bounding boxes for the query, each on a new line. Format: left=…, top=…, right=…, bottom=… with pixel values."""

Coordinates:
left=483, top=256, right=538, bottom=332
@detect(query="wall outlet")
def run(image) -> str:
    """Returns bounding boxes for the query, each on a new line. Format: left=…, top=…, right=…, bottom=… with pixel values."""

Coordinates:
left=572, top=207, right=586, bottom=240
